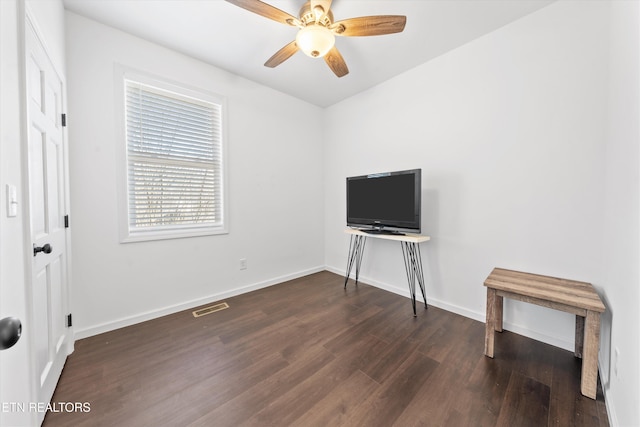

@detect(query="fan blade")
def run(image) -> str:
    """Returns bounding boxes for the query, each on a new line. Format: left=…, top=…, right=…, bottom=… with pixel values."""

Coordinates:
left=225, top=0, right=299, bottom=26
left=332, top=15, right=406, bottom=36
left=324, top=46, right=349, bottom=77
left=310, top=0, right=332, bottom=21
left=264, top=41, right=299, bottom=68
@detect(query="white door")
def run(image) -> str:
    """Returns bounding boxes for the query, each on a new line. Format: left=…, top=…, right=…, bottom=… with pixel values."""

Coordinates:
left=25, top=20, right=71, bottom=422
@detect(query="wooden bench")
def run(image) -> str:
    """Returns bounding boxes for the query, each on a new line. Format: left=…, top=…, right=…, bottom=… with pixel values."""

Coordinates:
left=483, top=267, right=605, bottom=399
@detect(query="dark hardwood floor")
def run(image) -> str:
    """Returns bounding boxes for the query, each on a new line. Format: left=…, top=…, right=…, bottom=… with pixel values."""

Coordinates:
left=43, top=271, right=608, bottom=426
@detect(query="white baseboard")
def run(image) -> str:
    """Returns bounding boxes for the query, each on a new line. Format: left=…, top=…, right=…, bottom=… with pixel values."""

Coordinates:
left=327, top=265, right=483, bottom=320
left=326, top=265, right=574, bottom=351
left=330, top=265, right=614, bottom=419
left=74, top=266, right=325, bottom=340
left=601, top=362, right=617, bottom=427
left=74, top=264, right=613, bottom=423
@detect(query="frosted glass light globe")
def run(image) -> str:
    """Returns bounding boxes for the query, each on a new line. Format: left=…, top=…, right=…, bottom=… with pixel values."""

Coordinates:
left=296, top=25, right=335, bottom=58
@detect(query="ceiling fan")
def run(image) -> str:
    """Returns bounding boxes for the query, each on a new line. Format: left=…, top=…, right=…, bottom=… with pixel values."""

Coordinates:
left=225, top=0, right=406, bottom=77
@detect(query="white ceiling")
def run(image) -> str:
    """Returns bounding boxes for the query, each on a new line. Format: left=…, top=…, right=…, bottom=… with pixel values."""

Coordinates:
left=62, top=0, right=555, bottom=107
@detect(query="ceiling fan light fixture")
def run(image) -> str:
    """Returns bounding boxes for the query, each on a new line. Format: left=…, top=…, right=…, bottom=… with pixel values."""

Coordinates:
left=225, top=0, right=406, bottom=78
left=296, top=24, right=335, bottom=58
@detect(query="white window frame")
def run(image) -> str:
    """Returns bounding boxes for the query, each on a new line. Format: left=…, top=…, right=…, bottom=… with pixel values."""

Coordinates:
left=116, top=66, right=228, bottom=242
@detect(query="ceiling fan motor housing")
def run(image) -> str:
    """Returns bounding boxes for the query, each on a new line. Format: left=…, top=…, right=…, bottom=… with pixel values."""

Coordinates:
left=299, top=1, right=334, bottom=27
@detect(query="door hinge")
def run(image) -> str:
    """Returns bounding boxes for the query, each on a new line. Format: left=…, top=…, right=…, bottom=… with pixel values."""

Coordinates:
left=66, top=313, right=72, bottom=328
left=61, top=113, right=67, bottom=127
left=64, top=215, right=69, bottom=228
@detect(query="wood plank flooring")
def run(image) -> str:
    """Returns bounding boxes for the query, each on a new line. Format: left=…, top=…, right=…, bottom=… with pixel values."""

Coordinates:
left=43, top=271, right=608, bottom=426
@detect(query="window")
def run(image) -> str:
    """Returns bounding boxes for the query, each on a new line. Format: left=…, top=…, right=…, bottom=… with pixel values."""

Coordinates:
left=118, top=70, right=227, bottom=242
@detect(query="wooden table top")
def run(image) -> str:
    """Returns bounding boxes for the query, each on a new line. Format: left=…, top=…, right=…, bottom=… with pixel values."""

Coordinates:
left=484, top=268, right=605, bottom=313
left=345, top=228, right=431, bottom=243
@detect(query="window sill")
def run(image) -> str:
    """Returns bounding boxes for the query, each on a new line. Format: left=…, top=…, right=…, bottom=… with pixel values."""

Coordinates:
left=120, top=226, right=229, bottom=243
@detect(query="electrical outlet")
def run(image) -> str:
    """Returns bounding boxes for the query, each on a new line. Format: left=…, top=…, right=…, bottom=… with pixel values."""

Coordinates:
left=239, top=258, right=247, bottom=270
left=614, top=347, right=620, bottom=379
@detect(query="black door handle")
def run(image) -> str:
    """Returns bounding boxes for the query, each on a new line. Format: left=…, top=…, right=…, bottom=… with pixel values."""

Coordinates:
left=33, top=243, right=52, bottom=256
left=0, top=317, right=22, bottom=350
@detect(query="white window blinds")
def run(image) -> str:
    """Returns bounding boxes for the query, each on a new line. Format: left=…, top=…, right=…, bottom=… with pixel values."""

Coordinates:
left=124, top=79, right=224, bottom=236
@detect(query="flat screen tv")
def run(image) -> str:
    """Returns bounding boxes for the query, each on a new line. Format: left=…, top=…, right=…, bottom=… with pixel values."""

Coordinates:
left=346, top=168, right=421, bottom=235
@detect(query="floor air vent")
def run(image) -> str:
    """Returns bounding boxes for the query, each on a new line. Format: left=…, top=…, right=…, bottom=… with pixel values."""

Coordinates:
left=192, top=302, right=229, bottom=318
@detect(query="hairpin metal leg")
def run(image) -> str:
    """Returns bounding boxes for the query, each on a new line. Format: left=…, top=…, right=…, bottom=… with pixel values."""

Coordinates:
left=401, top=241, right=428, bottom=316
left=344, top=234, right=366, bottom=288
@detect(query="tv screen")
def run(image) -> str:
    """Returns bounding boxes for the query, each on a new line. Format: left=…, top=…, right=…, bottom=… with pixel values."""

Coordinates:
left=346, top=169, right=421, bottom=234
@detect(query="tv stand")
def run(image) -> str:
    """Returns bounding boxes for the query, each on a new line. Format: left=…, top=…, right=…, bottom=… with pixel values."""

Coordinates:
left=344, top=228, right=431, bottom=316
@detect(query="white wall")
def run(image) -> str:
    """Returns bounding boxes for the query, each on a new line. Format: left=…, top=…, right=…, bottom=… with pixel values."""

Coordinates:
left=325, top=1, right=638, bottom=424
left=65, top=12, right=325, bottom=337
left=55, top=1, right=639, bottom=425
left=601, top=1, right=640, bottom=425
left=326, top=0, right=608, bottom=348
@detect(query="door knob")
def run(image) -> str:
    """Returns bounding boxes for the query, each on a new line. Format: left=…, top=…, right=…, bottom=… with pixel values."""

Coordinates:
left=0, top=317, right=22, bottom=350
left=33, top=243, right=52, bottom=256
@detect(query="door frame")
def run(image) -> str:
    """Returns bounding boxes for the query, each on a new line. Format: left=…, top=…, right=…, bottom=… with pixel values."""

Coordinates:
left=0, top=3, right=73, bottom=425
left=21, top=1, right=75, bottom=406
left=1, top=1, right=37, bottom=425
